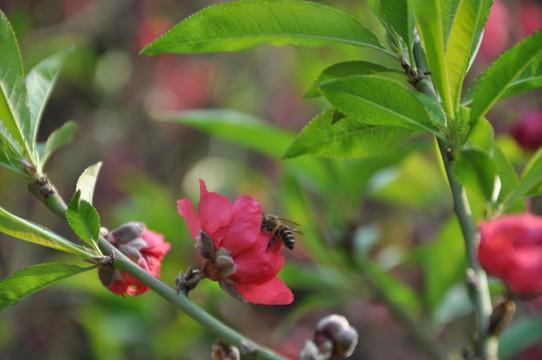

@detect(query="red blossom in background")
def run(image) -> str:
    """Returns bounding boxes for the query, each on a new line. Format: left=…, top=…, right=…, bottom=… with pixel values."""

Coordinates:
left=177, top=179, right=294, bottom=305
left=100, top=224, right=171, bottom=297
left=478, top=214, right=542, bottom=296
left=519, top=0, right=542, bottom=37
left=479, top=0, right=511, bottom=60
left=510, top=110, right=542, bottom=151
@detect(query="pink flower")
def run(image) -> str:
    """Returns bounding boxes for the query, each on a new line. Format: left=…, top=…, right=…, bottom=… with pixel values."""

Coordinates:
left=510, top=110, right=542, bottom=151
left=479, top=0, right=511, bottom=60
left=520, top=1, right=542, bottom=37
left=100, top=224, right=171, bottom=296
left=177, top=179, right=294, bottom=305
left=478, top=214, right=542, bottom=296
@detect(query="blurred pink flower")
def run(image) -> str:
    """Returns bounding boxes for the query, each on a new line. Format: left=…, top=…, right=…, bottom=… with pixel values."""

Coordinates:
left=177, top=179, right=294, bottom=305
left=137, top=16, right=174, bottom=50
left=478, top=214, right=542, bottom=296
left=519, top=1, right=542, bottom=37
left=510, top=110, right=542, bottom=151
left=479, top=0, right=511, bottom=60
left=101, top=225, right=171, bottom=296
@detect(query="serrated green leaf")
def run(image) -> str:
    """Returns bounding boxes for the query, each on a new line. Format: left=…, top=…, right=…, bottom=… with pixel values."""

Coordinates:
left=454, top=148, right=497, bottom=202
left=39, top=121, right=77, bottom=170
left=67, top=191, right=101, bottom=246
left=26, top=47, right=72, bottom=161
left=284, top=109, right=411, bottom=159
left=0, top=204, right=89, bottom=256
left=141, top=0, right=391, bottom=56
left=319, top=75, right=442, bottom=138
left=499, top=315, right=542, bottom=359
left=304, top=60, right=400, bottom=98
left=0, top=10, right=32, bottom=160
left=445, top=0, right=484, bottom=109
left=76, top=162, right=102, bottom=203
left=412, top=92, right=446, bottom=129
left=381, top=0, right=413, bottom=50
left=441, top=0, right=462, bottom=42
left=153, top=109, right=294, bottom=159
left=410, top=0, right=453, bottom=116
left=0, top=263, right=94, bottom=310
left=469, top=29, right=542, bottom=122
left=506, top=147, right=542, bottom=206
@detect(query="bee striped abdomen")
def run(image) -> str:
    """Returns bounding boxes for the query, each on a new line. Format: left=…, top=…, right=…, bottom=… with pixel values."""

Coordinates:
left=261, top=213, right=302, bottom=251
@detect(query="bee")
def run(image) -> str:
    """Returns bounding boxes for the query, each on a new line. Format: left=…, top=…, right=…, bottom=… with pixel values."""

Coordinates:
left=261, top=213, right=303, bottom=251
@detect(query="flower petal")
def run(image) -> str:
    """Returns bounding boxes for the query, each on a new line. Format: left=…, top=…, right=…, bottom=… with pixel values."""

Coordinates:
left=177, top=198, right=200, bottom=239
left=197, top=179, right=232, bottom=237
left=141, top=229, right=171, bottom=258
left=220, top=195, right=262, bottom=254
left=233, top=277, right=293, bottom=305
left=231, top=232, right=285, bottom=285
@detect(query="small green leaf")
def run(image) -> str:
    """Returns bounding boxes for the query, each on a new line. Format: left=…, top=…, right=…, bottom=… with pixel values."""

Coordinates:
left=445, top=0, right=485, bottom=109
left=0, top=263, right=94, bottom=310
left=283, top=109, right=412, bottom=159
left=466, top=116, right=494, bottom=155
left=493, top=144, right=522, bottom=211
left=469, top=29, right=542, bottom=122
left=412, top=92, right=446, bottom=129
left=304, top=61, right=400, bottom=98
left=500, top=315, right=542, bottom=359
left=67, top=191, right=101, bottom=246
left=380, top=0, right=414, bottom=50
left=454, top=148, right=497, bottom=202
left=319, top=75, right=442, bottom=137
left=39, top=121, right=77, bottom=170
left=506, top=147, right=542, bottom=206
left=153, top=109, right=295, bottom=159
left=409, top=0, right=453, bottom=116
left=76, top=162, right=102, bottom=203
left=141, top=0, right=391, bottom=56
left=0, top=204, right=89, bottom=256
left=26, top=47, right=72, bottom=161
left=0, top=10, right=32, bottom=159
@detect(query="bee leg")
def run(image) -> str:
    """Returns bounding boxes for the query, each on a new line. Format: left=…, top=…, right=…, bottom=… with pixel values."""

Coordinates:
left=266, top=237, right=276, bottom=251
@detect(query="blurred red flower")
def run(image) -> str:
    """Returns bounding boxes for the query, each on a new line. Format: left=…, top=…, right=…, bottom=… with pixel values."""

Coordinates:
left=510, top=110, right=542, bottom=151
left=478, top=214, right=542, bottom=296
left=479, top=0, right=510, bottom=60
left=177, top=179, right=294, bottom=305
left=101, top=226, right=171, bottom=296
left=519, top=1, right=542, bottom=37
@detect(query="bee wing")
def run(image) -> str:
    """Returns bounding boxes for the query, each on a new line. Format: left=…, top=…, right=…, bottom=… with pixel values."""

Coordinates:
left=276, top=218, right=301, bottom=227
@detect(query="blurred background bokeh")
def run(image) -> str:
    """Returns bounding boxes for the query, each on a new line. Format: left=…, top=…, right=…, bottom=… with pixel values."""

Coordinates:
left=1, top=0, right=542, bottom=359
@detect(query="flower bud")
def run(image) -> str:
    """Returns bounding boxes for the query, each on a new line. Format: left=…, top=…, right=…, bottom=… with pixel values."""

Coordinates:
left=108, top=222, right=145, bottom=244
left=314, top=315, right=358, bottom=358
left=211, top=339, right=240, bottom=360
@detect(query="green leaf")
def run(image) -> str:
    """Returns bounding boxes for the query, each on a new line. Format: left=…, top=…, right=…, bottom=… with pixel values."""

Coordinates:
left=365, top=261, right=422, bottom=315
left=445, top=0, right=485, bottom=109
left=469, top=29, right=542, bottom=122
left=304, top=61, right=400, bottom=98
left=381, top=0, right=414, bottom=49
left=319, top=75, right=442, bottom=138
left=153, top=109, right=295, bottom=159
left=26, top=47, right=72, bottom=161
left=421, top=217, right=466, bottom=313
left=76, top=162, right=102, bottom=203
left=500, top=315, right=542, bottom=359
left=454, top=148, right=497, bottom=203
left=493, top=144, right=522, bottom=211
left=506, top=147, right=542, bottom=206
left=0, top=204, right=89, bottom=256
left=0, top=10, right=32, bottom=159
left=409, top=0, right=453, bottom=116
left=440, top=0, right=462, bottom=42
left=412, top=92, right=446, bottom=130
left=466, top=116, right=494, bottom=154
left=284, top=109, right=412, bottom=159
left=67, top=191, right=101, bottom=246
left=39, top=121, right=77, bottom=170
left=141, top=0, right=391, bottom=56
left=0, top=263, right=94, bottom=310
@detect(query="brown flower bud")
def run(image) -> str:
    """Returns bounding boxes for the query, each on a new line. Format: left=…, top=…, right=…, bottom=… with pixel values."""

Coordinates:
left=314, top=315, right=358, bottom=358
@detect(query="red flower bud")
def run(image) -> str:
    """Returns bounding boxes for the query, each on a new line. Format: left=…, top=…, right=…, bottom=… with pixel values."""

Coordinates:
left=478, top=214, right=542, bottom=296
left=510, top=110, right=542, bottom=151
left=100, top=225, right=171, bottom=296
left=177, top=179, right=293, bottom=305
